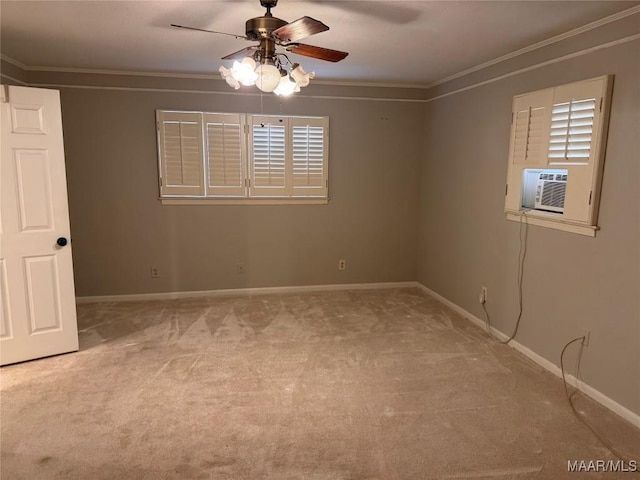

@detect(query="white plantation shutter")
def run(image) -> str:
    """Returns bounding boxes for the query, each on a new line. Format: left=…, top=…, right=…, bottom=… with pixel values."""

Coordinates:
left=510, top=89, right=552, bottom=166
left=512, top=107, right=546, bottom=163
left=205, top=113, right=245, bottom=196
left=548, top=99, right=596, bottom=162
left=548, top=98, right=597, bottom=165
left=505, top=89, right=552, bottom=211
left=547, top=78, right=607, bottom=223
left=157, top=111, right=204, bottom=196
left=291, top=117, right=328, bottom=196
left=250, top=115, right=288, bottom=196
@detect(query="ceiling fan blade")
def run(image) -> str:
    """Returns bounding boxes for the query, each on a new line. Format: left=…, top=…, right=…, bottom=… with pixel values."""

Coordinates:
left=285, top=43, right=349, bottom=63
left=272, top=16, right=329, bottom=43
left=222, top=46, right=260, bottom=61
left=170, top=24, right=246, bottom=40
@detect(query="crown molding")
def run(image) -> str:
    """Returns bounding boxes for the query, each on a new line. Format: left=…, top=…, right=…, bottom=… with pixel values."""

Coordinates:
left=0, top=54, right=28, bottom=70
left=23, top=65, right=429, bottom=90
left=19, top=64, right=222, bottom=81
left=424, top=33, right=640, bottom=104
left=0, top=73, right=28, bottom=86
left=27, top=83, right=431, bottom=103
left=424, top=5, right=640, bottom=89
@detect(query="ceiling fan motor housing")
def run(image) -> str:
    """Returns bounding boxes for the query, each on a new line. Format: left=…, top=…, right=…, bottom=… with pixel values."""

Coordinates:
left=246, top=14, right=287, bottom=61
left=245, top=16, right=287, bottom=41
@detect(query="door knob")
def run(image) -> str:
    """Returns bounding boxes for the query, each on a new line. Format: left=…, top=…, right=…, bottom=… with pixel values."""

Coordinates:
left=56, top=237, right=68, bottom=247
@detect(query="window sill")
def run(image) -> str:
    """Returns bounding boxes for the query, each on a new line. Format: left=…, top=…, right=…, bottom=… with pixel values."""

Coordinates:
left=505, top=211, right=598, bottom=237
left=161, top=197, right=329, bottom=206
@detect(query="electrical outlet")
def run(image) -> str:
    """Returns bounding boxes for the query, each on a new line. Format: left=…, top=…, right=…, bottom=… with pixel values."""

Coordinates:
left=151, top=267, right=160, bottom=278
left=236, top=263, right=246, bottom=274
left=338, top=259, right=346, bottom=271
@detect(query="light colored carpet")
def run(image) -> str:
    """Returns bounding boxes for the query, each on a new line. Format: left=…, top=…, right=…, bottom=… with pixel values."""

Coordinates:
left=1, top=288, right=638, bottom=479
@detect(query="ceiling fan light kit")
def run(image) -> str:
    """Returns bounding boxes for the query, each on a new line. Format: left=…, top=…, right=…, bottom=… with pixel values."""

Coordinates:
left=219, top=57, right=259, bottom=89
left=173, top=0, right=348, bottom=96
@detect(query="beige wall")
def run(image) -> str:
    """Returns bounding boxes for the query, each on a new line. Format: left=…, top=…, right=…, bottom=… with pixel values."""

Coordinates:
left=59, top=88, right=424, bottom=296
left=417, top=39, right=640, bottom=414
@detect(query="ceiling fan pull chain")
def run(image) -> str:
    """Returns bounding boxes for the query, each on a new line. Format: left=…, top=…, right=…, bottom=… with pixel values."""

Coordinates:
left=260, top=90, right=264, bottom=116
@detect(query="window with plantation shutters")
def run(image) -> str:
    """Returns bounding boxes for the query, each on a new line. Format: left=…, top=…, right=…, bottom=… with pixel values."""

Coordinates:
left=205, top=113, right=245, bottom=196
left=250, top=116, right=288, bottom=196
left=504, top=76, right=612, bottom=236
left=157, top=111, right=204, bottom=196
left=291, top=117, right=328, bottom=197
left=156, top=110, right=329, bottom=204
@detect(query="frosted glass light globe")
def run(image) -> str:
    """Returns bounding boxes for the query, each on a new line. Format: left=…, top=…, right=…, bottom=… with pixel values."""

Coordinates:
left=219, top=66, right=240, bottom=89
left=231, top=57, right=258, bottom=86
left=274, top=75, right=297, bottom=96
left=255, top=64, right=281, bottom=93
left=290, top=64, right=315, bottom=87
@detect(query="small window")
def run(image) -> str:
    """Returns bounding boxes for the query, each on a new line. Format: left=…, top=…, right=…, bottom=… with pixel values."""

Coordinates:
left=156, top=110, right=329, bottom=205
left=504, top=76, right=612, bottom=236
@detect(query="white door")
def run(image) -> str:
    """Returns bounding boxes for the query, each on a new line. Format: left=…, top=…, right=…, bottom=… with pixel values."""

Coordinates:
left=0, top=85, right=79, bottom=365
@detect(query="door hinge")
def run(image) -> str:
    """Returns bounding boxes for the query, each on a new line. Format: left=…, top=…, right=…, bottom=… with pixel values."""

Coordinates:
left=588, top=190, right=593, bottom=205
left=505, top=184, right=508, bottom=196
left=244, top=178, right=251, bottom=187
left=160, top=177, right=163, bottom=187
left=325, top=179, right=328, bottom=188
left=244, top=124, right=250, bottom=134
left=599, top=97, right=603, bottom=112
left=511, top=112, right=514, bottom=125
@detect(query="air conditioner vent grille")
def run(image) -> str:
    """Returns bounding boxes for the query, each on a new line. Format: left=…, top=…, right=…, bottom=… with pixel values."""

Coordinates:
left=540, top=181, right=566, bottom=209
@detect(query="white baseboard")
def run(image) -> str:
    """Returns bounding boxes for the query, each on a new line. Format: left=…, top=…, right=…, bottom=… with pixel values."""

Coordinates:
left=75, top=281, right=421, bottom=304
left=416, top=283, right=640, bottom=429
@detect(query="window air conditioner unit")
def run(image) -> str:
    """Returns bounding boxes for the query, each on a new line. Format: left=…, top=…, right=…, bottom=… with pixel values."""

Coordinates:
left=534, top=171, right=567, bottom=213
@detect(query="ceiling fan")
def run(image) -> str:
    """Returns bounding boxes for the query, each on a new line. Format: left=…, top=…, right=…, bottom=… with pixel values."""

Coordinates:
left=171, top=0, right=349, bottom=95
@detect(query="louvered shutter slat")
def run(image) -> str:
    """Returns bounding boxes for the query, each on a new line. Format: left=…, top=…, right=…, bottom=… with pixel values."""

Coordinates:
left=290, top=119, right=328, bottom=196
left=292, top=125, right=325, bottom=188
left=157, top=111, right=205, bottom=196
left=548, top=98, right=596, bottom=162
left=504, top=88, right=553, bottom=212
left=512, top=106, right=546, bottom=164
left=252, top=123, right=286, bottom=190
left=205, top=114, right=245, bottom=196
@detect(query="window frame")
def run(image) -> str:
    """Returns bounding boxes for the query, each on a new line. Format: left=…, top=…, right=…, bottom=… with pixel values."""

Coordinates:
left=156, top=110, right=329, bottom=205
left=504, top=75, right=613, bottom=237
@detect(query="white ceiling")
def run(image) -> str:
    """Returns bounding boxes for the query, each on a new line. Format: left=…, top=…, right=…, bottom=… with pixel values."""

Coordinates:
left=1, top=0, right=638, bottom=86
